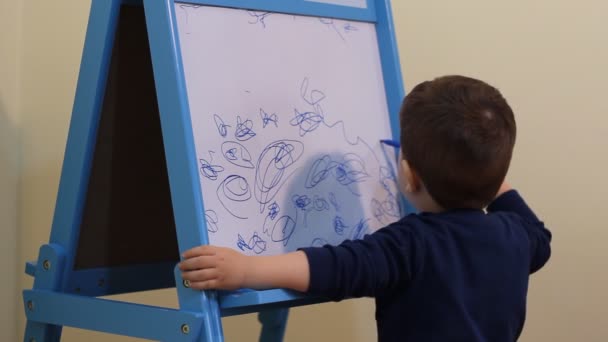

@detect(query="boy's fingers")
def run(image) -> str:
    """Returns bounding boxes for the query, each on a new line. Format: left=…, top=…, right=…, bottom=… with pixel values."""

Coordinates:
left=179, top=255, right=217, bottom=271
left=181, top=268, right=219, bottom=282
left=182, top=245, right=216, bottom=259
left=189, top=280, right=220, bottom=290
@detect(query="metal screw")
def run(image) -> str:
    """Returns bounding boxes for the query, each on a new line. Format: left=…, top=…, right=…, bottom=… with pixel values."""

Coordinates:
left=181, top=324, right=190, bottom=334
left=183, top=279, right=190, bottom=288
left=42, top=260, right=51, bottom=270
left=27, top=300, right=34, bottom=311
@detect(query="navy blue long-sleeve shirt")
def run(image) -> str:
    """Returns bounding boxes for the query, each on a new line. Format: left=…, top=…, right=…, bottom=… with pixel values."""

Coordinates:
left=301, top=190, right=552, bottom=341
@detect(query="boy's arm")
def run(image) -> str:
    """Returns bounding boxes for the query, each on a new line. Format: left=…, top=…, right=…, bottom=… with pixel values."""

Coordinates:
left=179, top=246, right=310, bottom=291
left=180, top=222, right=420, bottom=299
left=490, top=182, right=539, bottom=221
left=488, top=182, right=552, bottom=273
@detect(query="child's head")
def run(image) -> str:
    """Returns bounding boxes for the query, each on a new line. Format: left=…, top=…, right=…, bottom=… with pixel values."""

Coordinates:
left=398, top=75, right=516, bottom=211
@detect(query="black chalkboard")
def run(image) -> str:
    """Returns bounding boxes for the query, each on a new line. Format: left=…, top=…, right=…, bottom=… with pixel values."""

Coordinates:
left=74, top=5, right=180, bottom=270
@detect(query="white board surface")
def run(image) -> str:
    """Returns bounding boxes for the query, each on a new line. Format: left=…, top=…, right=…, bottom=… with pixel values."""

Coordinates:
left=175, top=4, right=401, bottom=256
left=305, top=0, right=367, bottom=9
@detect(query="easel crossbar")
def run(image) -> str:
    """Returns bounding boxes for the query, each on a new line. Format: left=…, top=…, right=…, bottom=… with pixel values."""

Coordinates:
left=23, top=290, right=204, bottom=341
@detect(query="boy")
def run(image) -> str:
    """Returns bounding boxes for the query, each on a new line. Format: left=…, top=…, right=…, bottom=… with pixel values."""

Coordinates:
left=180, top=75, right=552, bottom=341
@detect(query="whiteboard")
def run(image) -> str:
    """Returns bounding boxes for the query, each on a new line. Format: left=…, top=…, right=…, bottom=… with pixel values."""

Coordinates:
left=175, top=4, right=401, bottom=256
left=305, top=0, right=367, bottom=8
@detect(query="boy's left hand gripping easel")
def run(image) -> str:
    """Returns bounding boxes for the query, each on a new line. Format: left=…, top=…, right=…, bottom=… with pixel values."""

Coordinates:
left=22, top=0, right=404, bottom=341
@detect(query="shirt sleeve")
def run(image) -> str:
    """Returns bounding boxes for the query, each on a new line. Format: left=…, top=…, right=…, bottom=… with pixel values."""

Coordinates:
left=299, top=220, right=421, bottom=301
left=487, top=190, right=552, bottom=273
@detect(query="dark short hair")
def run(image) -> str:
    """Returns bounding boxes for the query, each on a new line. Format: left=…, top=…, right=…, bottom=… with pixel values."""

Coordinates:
left=400, top=75, right=516, bottom=209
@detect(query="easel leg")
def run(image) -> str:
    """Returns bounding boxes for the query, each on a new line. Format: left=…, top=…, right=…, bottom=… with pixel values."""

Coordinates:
left=23, top=244, right=67, bottom=342
left=174, top=266, right=225, bottom=342
left=258, top=308, right=289, bottom=342
left=23, top=322, right=62, bottom=342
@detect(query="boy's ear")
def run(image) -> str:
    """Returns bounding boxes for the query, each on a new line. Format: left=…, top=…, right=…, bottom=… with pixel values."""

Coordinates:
left=400, top=158, right=422, bottom=193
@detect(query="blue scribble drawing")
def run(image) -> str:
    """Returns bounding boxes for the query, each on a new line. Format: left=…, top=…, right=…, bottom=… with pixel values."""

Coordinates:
left=372, top=166, right=402, bottom=223
left=334, top=154, right=370, bottom=186
left=178, top=4, right=202, bottom=35
left=379, top=167, right=395, bottom=191
left=237, top=232, right=267, bottom=254
left=343, top=22, right=359, bottom=33
left=292, top=77, right=367, bottom=145
left=313, top=195, right=329, bottom=211
left=179, top=4, right=202, bottom=11
left=300, top=77, right=327, bottom=106
left=304, top=154, right=370, bottom=195
left=217, top=175, right=251, bottom=219
left=221, top=141, right=255, bottom=169
left=254, top=140, right=304, bottom=212
left=292, top=194, right=330, bottom=226
left=311, top=238, right=329, bottom=248
left=293, top=194, right=311, bottom=211
left=214, top=114, right=230, bottom=138
left=268, top=202, right=280, bottom=220
left=292, top=78, right=385, bottom=150
left=261, top=201, right=296, bottom=246
left=372, top=198, right=386, bottom=224
left=291, top=109, right=324, bottom=136
left=260, top=108, right=278, bottom=128
left=270, top=215, right=297, bottom=246
left=333, top=215, right=348, bottom=235
left=319, top=17, right=345, bottom=41
left=290, top=77, right=327, bottom=137
left=351, top=218, right=371, bottom=240
left=247, top=11, right=273, bottom=28
left=328, top=192, right=340, bottom=211
left=305, top=156, right=332, bottom=188
left=204, top=209, right=220, bottom=233
left=199, top=151, right=224, bottom=181
left=292, top=194, right=311, bottom=226
left=372, top=195, right=401, bottom=225
left=382, top=195, right=400, bottom=217
left=380, top=167, right=401, bottom=202
left=235, top=115, right=256, bottom=141
left=262, top=201, right=280, bottom=234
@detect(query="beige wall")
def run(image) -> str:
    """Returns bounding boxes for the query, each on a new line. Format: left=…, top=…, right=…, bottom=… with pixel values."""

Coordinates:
left=395, top=1, right=608, bottom=341
left=0, top=1, right=21, bottom=341
left=10, top=0, right=607, bottom=341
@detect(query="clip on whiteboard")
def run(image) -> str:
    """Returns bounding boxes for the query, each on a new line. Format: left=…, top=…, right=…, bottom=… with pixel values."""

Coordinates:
left=22, top=0, right=408, bottom=341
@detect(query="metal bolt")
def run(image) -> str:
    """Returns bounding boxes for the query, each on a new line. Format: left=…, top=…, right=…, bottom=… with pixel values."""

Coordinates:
left=27, top=300, right=34, bottom=311
left=183, top=279, right=190, bottom=288
left=181, top=324, right=190, bottom=334
left=42, top=260, right=51, bottom=270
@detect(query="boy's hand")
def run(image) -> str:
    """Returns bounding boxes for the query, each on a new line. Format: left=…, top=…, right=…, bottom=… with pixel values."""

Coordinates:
left=179, top=245, right=249, bottom=291
left=180, top=246, right=311, bottom=292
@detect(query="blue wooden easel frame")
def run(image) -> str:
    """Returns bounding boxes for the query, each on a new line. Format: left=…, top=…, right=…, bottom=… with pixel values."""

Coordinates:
left=22, top=0, right=405, bottom=341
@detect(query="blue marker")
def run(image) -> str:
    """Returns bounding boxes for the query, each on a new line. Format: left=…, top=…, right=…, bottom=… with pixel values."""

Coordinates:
left=380, top=139, right=400, bottom=148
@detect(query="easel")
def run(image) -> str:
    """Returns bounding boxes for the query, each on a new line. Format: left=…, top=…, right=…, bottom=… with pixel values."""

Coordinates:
left=22, top=0, right=404, bottom=341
